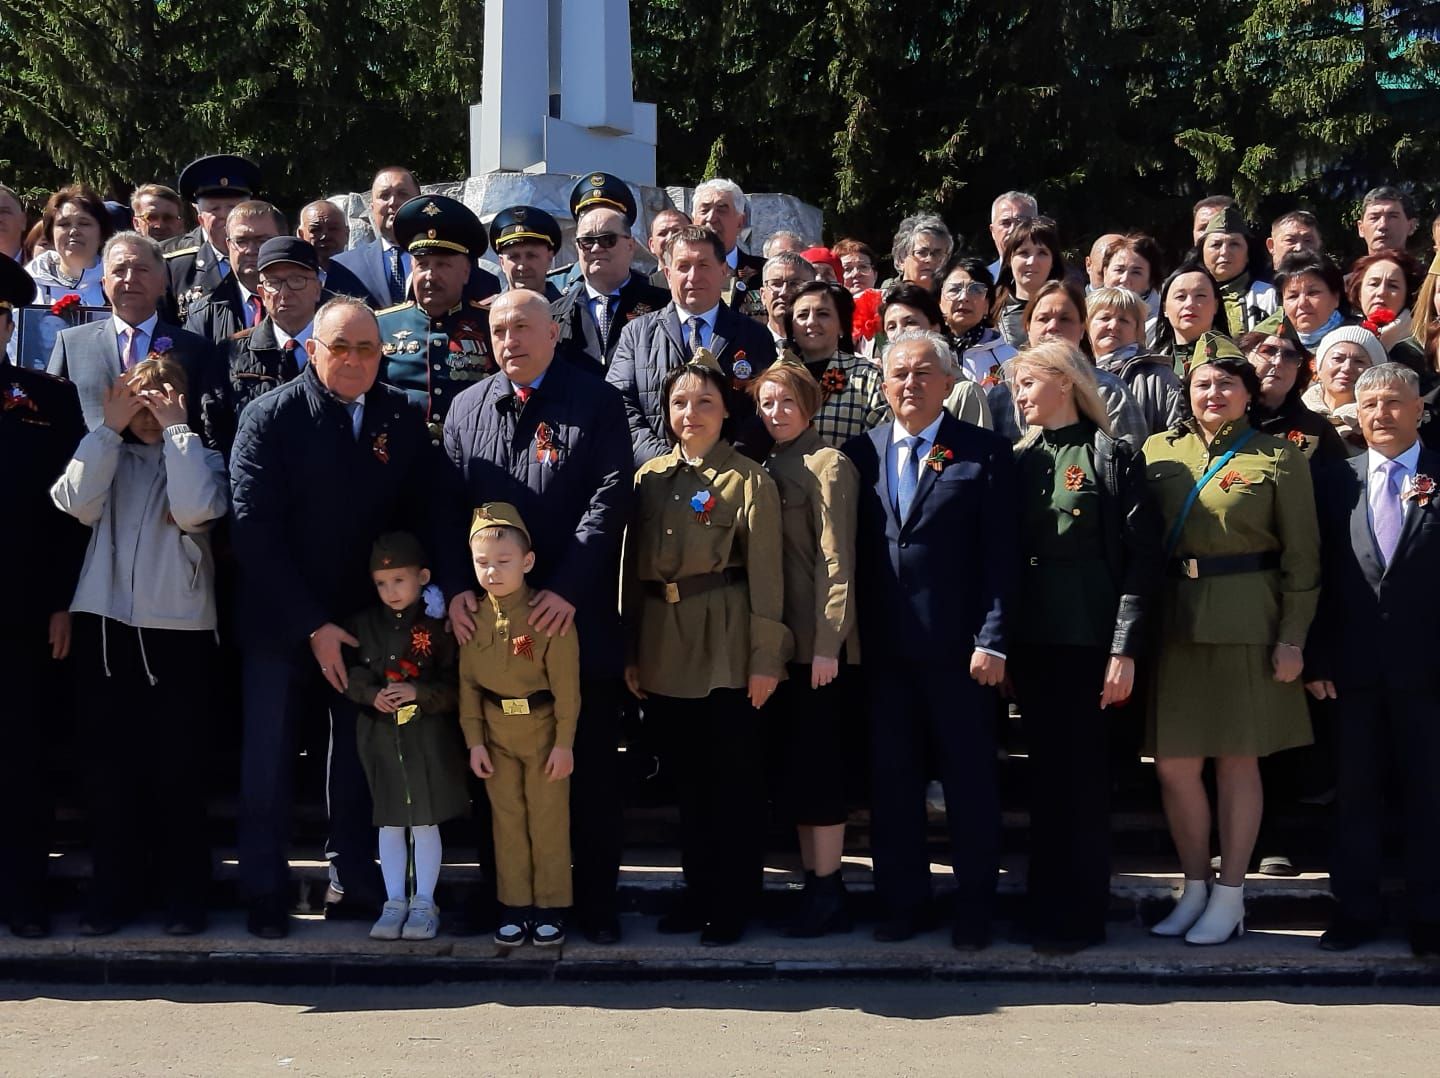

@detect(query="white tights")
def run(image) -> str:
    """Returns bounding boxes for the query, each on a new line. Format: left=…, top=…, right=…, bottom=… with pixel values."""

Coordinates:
left=378, top=825, right=442, bottom=903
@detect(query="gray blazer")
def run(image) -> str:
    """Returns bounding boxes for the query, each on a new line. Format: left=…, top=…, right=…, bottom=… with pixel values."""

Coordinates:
left=46, top=318, right=215, bottom=435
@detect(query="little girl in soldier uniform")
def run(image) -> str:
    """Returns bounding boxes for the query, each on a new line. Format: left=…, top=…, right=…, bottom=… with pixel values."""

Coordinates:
left=343, top=533, right=469, bottom=941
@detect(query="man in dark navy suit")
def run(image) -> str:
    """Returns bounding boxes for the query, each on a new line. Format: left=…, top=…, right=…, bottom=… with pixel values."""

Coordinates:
left=843, top=328, right=1018, bottom=950
left=332, top=167, right=423, bottom=309
left=1307, top=362, right=1440, bottom=959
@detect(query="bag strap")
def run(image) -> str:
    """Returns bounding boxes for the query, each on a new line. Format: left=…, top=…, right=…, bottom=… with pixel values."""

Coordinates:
left=1164, top=427, right=1257, bottom=557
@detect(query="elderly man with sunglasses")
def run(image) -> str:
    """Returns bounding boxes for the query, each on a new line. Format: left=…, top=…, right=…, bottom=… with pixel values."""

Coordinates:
left=230, top=294, right=448, bottom=939
left=551, top=172, right=669, bottom=375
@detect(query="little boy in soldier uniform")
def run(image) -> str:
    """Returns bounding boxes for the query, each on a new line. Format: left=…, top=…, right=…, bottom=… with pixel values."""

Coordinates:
left=459, top=503, right=580, bottom=947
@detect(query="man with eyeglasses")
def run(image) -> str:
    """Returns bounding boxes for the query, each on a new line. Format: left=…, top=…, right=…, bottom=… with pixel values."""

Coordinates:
left=552, top=172, right=669, bottom=374
left=986, top=191, right=1038, bottom=281
left=129, top=184, right=186, bottom=243
left=183, top=201, right=284, bottom=344
left=759, top=251, right=817, bottom=344
left=231, top=294, right=443, bottom=938
left=377, top=195, right=498, bottom=444
left=204, top=238, right=325, bottom=457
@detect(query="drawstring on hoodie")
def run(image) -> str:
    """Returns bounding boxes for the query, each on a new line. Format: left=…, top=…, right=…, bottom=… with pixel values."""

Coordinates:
left=99, top=618, right=159, bottom=686
left=101, top=618, right=111, bottom=678
left=136, top=627, right=159, bottom=687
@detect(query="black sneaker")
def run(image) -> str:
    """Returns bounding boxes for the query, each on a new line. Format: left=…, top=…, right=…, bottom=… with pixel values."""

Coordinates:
left=532, top=911, right=566, bottom=947
left=494, top=907, right=530, bottom=948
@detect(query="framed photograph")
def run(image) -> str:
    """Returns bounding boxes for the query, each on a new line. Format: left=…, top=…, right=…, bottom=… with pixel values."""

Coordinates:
left=13, top=304, right=110, bottom=371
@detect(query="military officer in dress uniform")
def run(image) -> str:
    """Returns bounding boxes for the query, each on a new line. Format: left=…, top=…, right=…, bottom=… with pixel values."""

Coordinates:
left=378, top=195, right=497, bottom=444
left=0, top=255, right=89, bottom=937
left=551, top=172, right=669, bottom=375
left=163, top=154, right=262, bottom=322
left=490, top=206, right=563, bottom=301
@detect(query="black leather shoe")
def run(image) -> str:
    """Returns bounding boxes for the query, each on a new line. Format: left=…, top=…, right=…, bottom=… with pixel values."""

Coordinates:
left=580, top=913, right=622, bottom=945
left=1319, top=916, right=1381, bottom=952
left=247, top=900, right=290, bottom=940
left=700, top=918, right=745, bottom=946
left=951, top=922, right=992, bottom=952
left=1409, top=921, right=1440, bottom=959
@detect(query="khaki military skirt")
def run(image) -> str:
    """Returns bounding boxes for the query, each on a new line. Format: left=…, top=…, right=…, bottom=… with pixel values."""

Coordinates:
left=1145, top=641, right=1312, bottom=758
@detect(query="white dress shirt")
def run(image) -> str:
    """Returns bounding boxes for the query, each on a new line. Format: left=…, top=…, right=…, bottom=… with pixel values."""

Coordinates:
left=274, top=321, right=313, bottom=368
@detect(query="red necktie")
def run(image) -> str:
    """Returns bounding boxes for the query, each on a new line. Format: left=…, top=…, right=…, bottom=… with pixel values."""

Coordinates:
left=515, top=385, right=533, bottom=405
left=248, top=294, right=264, bottom=327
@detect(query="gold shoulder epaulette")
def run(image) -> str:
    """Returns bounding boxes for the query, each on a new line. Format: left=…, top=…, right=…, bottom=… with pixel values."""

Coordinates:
left=164, top=246, right=200, bottom=260
left=376, top=301, right=414, bottom=316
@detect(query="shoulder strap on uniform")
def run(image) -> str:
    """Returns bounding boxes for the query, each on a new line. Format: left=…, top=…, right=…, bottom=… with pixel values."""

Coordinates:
left=164, top=246, right=200, bottom=260
left=376, top=300, right=414, bottom=316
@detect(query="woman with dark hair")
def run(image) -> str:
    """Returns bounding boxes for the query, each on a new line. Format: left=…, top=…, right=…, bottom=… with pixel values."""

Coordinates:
left=1141, top=356, right=1320, bottom=946
left=1198, top=207, right=1277, bottom=337
left=1239, top=327, right=1349, bottom=465
left=1153, top=262, right=1233, bottom=375
left=939, top=256, right=1017, bottom=386
left=1347, top=250, right=1427, bottom=375
left=991, top=217, right=1066, bottom=348
left=25, top=185, right=113, bottom=306
left=878, top=283, right=991, bottom=429
left=622, top=355, right=790, bottom=947
left=783, top=280, right=886, bottom=448
left=752, top=363, right=861, bottom=937
left=1275, top=252, right=1352, bottom=350
left=1102, top=233, right=1167, bottom=345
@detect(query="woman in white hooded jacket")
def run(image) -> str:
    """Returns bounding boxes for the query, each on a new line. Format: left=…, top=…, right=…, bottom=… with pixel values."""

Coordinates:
left=51, top=354, right=228, bottom=936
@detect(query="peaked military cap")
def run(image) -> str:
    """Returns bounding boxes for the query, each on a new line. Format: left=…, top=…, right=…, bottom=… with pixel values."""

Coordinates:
left=469, top=502, right=532, bottom=545
left=177, top=154, right=261, bottom=202
left=489, top=206, right=562, bottom=252
left=0, top=254, right=37, bottom=313
left=1202, top=205, right=1249, bottom=237
left=257, top=237, right=319, bottom=274
left=570, top=172, right=637, bottom=226
left=369, top=531, right=429, bottom=573
left=394, top=195, right=488, bottom=259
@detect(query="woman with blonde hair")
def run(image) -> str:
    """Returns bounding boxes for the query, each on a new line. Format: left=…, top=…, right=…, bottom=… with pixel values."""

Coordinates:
left=1008, top=340, right=1163, bottom=952
left=1411, top=253, right=1440, bottom=376
left=1087, top=286, right=1182, bottom=435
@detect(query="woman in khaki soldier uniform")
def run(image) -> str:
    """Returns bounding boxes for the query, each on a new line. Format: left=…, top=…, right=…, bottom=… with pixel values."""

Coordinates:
left=623, top=353, right=791, bottom=946
left=1143, top=356, right=1320, bottom=946
left=753, top=362, right=861, bottom=938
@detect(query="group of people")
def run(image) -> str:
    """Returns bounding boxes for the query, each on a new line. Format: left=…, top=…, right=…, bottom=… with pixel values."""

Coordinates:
left=4, top=155, right=1440, bottom=958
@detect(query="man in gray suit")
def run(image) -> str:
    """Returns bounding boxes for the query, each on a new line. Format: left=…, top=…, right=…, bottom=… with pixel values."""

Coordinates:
left=48, top=232, right=213, bottom=434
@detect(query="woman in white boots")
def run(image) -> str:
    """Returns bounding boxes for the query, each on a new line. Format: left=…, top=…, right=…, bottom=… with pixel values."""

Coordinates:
left=1141, top=355, right=1321, bottom=945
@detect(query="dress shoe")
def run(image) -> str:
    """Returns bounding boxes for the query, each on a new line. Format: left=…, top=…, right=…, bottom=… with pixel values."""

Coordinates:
left=247, top=900, right=290, bottom=940
left=580, top=913, right=622, bottom=945
left=700, top=918, right=745, bottom=946
left=1319, top=916, right=1381, bottom=952
left=1258, top=855, right=1299, bottom=878
left=1151, top=877, right=1211, bottom=937
left=1409, top=921, right=1440, bottom=959
left=1185, top=882, right=1245, bottom=945
left=950, top=922, right=992, bottom=952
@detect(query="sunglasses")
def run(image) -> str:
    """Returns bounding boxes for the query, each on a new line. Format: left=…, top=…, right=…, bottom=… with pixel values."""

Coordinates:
left=1252, top=342, right=1300, bottom=363
left=576, top=233, right=621, bottom=251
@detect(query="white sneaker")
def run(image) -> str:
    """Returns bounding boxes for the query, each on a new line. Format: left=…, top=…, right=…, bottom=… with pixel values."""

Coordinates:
left=401, top=897, right=440, bottom=940
left=370, top=899, right=408, bottom=940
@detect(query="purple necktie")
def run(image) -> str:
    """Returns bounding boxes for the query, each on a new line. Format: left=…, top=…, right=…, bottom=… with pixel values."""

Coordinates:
left=1370, top=459, right=1404, bottom=565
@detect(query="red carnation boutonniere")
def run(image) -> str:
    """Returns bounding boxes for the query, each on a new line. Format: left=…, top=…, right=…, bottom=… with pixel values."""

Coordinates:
left=535, top=421, right=559, bottom=465
left=820, top=367, right=848, bottom=399
left=49, top=293, right=82, bottom=318
left=1286, top=429, right=1309, bottom=451
left=398, top=658, right=420, bottom=679
left=923, top=445, right=954, bottom=473
left=1063, top=464, right=1086, bottom=491
left=409, top=626, right=432, bottom=658
left=384, top=668, right=405, bottom=683
left=512, top=634, right=535, bottom=661
left=372, top=432, right=389, bottom=464
left=1405, top=474, right=1436, bottom=507
left=1218, top=469, right=1248, bottom=492
left=1361, top=308, right=1397, bottom=335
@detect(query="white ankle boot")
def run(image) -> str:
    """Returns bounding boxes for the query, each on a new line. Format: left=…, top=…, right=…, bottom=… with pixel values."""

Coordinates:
left=1151, top=877, right=1211, bottom=937
left=1185, top=882, right=1245, bottom=945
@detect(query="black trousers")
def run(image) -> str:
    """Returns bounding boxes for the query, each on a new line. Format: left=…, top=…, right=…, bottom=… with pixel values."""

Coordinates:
left=468, top=675, right=625, bottom=918
left=72, top=614, right=215, bottom=913
left=0, top=615, right=69, bottom=922
left=1013, top=645, right=1112, bottom=942
left=867, top=664, right=999, bottom=926
left=238, top=646, right=381, bottom=904
left=1332, top=685, right=1440, bottom=924
left=648, top=688, right=764, bottom=921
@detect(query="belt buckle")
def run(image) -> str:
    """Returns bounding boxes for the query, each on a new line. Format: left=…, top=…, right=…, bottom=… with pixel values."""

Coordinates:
left=501, top=698, right=531, bottom=716
left=1027, top=556, right=1039, bottom=567
left=663, top=581, right=681, bottom=604
left=1181, top=558, right=1199, bottom=579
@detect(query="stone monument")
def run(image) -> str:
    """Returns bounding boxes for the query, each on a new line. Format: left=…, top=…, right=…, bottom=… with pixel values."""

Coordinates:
left=334, top=0, right=821, bottom=272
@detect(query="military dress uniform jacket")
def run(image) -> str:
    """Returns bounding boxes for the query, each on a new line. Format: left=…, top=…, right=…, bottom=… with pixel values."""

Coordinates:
left=458, top=586, right=582, bottom=750
left=551, top=270, right=669, bottom=375
left=183, top=274, right=248, bottom=344
left=164, top=241, right=225, bottom=323
left=1142, top=419, right=1320, bottom=647
left=229, top=362, right=445, bottom=651
left=202, top=318, right=303, bottom=458
left=606, top=302, right=778, bottom=468
left=622, top=439, right=792, bottom=697
left=762, top=427, right=861, bottom=664
left=439, top=359, right=634, bottom=677
left=377, top=299, right=496, bottom=442
left=724, top=250, right=767, bottom=316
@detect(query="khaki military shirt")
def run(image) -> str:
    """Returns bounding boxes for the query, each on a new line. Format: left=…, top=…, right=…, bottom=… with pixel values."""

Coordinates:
left=1143, top=419, right=1319, bottom=646
left=623, top=440, right=791, bottom=697
left=458, top=585, right=581, bottom=750
left=763, top=427, right=860, bottom=664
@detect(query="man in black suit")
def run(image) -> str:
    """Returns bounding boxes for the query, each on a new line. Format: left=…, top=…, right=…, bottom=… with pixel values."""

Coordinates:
left=1307, top=362, right=1440, bottom=959
left=331, top=167, right=421, bottom=308
left=692, top=178, right=765, bottom=316
left=184, top=201, right=284, bottom=344
left=48, top=232, right=213, bottom=435
left=842, top=329, right=1018, bottom=950
left=552, top=172, right=668, bottom=375
left=295, top=199, right=369, bottom=301
left=605, top=225, right=776, bottom=467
